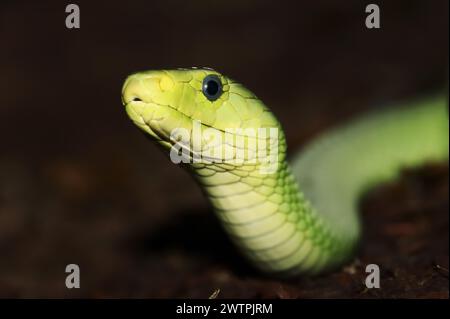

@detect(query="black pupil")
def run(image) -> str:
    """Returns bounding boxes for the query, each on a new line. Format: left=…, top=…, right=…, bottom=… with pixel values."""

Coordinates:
left=206, top=80, right=219, bottom=96
left=202, top=75, right=222, bottom=101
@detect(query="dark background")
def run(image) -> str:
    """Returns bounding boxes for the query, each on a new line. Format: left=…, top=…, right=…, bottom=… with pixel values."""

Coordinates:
left=0, top=0, right=448, bottom=298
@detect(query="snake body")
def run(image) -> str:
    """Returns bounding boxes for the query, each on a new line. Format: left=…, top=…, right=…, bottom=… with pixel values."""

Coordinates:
left=121, top=68, right=448, bottom=276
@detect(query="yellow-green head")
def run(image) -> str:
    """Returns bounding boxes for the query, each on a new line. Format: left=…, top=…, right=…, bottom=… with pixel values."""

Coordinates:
left=121, top=68, right=281, bottom=156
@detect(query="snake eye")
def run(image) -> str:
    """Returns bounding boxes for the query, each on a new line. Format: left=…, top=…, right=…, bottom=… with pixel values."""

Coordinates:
left=202, top=75, right=223, bottom=101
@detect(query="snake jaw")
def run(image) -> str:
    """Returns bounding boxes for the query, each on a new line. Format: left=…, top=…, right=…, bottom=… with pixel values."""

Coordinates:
left=125, top=102, right=161, bottom=140
left=122, top=72, right=179, bottom=146
left=125, top=100, right=191, bottom=155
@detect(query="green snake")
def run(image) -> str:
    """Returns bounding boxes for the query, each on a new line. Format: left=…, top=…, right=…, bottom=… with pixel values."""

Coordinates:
left=121, top=68, right=448, bottom=277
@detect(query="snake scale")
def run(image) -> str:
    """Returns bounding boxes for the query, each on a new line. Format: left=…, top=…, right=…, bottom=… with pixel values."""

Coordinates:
left=121, top=68, right=448, bottom=277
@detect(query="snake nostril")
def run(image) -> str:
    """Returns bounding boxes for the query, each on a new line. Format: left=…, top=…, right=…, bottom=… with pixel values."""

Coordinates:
left=132, top=97, right=142, bottom=102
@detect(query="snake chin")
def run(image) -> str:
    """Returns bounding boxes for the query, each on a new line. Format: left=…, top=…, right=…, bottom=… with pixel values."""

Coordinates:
left=125, top=102, right=160, bottom=140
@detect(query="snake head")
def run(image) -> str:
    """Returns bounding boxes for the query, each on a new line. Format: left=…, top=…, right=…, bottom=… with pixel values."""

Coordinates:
left=122, top=68, right=282, bottom=164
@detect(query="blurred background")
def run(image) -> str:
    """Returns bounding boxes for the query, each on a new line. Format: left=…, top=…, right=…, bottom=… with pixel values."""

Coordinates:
left=0, top=0, right=448, bottom=298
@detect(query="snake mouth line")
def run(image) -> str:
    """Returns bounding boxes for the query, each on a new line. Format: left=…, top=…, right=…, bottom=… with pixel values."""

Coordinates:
left=125, top=102, right=165, bottom=142
left=125, top=99, right=280, bottom=170
left=126, top=101, right=198, bottom=155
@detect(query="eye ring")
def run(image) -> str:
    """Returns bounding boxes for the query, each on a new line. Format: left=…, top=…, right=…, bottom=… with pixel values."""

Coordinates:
left=202, top=75, right=223, bottom=101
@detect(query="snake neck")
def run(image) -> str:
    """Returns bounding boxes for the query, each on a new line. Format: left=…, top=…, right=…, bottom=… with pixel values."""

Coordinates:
left=188, top=139, right=357, bottom=276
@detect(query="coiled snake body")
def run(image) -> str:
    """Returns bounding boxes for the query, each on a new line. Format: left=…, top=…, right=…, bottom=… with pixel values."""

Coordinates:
left=121, top=68, right=448, bottom=276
